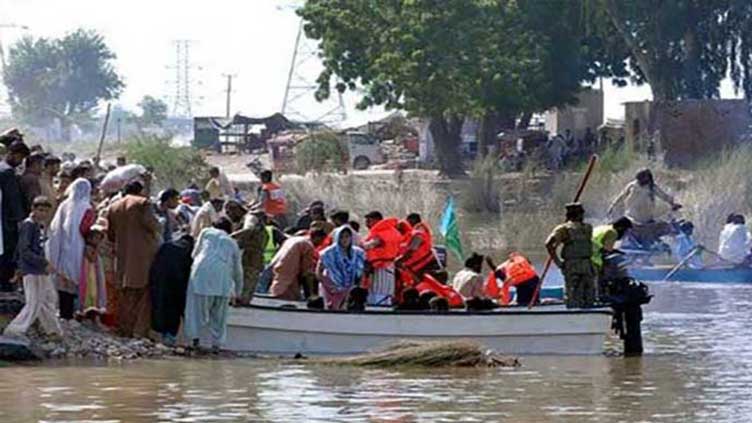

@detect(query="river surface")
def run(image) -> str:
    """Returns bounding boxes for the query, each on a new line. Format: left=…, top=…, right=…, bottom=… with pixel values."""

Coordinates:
left=1, top=282, right=751, bottom=422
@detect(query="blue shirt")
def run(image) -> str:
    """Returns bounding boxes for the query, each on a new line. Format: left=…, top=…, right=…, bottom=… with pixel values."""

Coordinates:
left=188, top=227, right=243, bottom=297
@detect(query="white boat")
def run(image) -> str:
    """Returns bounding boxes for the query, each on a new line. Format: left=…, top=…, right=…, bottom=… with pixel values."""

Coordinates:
left=223, top=302, right=613, bottom=356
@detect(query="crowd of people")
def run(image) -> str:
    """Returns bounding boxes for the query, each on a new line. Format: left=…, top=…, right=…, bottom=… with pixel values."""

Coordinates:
left=8, top=124, right=747, bottom=352
left=1, top=129, right=560, bottom=352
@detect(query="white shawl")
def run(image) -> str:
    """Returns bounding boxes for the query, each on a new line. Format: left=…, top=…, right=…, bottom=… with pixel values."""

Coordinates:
left=46, top=178, right=92, bottom=286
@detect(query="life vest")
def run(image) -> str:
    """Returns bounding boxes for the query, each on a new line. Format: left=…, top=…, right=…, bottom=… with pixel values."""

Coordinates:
left=262, top=182, right=287, bottom=216
left=263, top=225, right=277, bottom=265
left=484, top=252, right=538, bottom=305
left=365, top=217, right=403, bottom=269
left=591, top=225, right=617, bottom=270
left=403, top=222, right=435, bottom=273
left=415, top=274, right=464, bottom=308
left=396, top=220, right=413, bottom=255
left=560, top=222, right=593, bottom=260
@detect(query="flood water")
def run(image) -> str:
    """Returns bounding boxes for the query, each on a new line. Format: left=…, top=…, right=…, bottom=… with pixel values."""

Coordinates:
left=1, top=282, right=752, bottom=422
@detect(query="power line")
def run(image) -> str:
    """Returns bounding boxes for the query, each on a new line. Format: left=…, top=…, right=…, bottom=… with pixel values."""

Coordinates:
left=167, top=40, right=201, bottom=118
left=281, top=19, right=346, bottom=126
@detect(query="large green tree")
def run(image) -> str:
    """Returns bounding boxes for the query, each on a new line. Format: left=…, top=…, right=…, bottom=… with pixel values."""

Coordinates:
left=591, top=0, right=752, bottom=101
left=300, top=0, right=553, bottom=175
left=3, top=29, right=124, bottom=141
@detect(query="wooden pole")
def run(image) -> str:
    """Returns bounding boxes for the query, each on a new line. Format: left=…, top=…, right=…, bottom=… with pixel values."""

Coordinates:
left=528, top=154, right=598, bottom=309
left=94, top=103, right=112, bottom=167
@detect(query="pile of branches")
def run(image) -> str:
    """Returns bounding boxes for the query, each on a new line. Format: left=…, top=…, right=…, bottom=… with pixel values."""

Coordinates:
left=314, top=341, right=519, bottom=368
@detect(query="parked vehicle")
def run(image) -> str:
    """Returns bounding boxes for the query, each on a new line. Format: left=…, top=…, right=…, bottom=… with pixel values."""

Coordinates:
left=345, top=131, right=385, bottom=170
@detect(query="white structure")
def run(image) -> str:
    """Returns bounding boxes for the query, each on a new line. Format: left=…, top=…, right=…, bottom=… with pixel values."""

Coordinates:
left=221, top=303, right=612, bottom=355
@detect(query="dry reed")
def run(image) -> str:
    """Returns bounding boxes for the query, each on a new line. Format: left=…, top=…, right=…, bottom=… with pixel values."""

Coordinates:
left=313, top=341, right=519, bottom=368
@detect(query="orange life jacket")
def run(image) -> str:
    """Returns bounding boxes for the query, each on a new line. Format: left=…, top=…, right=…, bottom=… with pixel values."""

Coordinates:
left=365, top=217, right=403, bottom=269
left=484, top=252, right=538, bottom=305
left=403, top=222, right=435, bottom=273
left=262, top=182, right=287, bottom=216
left=396, top=220, right=413, bottom=255
left=415, top=274, right=464, bottom=308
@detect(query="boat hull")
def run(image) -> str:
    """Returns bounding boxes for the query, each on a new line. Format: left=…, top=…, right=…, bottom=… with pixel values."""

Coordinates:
left=224, top=305, right=612, bottom=355
left=629, top=266, right=752, bottom=283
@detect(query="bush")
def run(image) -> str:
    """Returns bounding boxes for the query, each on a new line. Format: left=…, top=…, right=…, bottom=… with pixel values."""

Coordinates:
left=124, top=135, right=210, bottom=190
left=295, top=131, right=348, bottom=174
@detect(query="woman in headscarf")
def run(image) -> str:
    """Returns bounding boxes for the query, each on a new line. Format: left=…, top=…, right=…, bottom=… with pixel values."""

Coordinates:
left=46, top=178, right=95, bottom=319
left=316, top=226, right=366, bottom=310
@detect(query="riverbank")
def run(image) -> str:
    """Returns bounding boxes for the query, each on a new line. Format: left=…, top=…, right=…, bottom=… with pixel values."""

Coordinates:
left=0, top=293, right=246, bottom=362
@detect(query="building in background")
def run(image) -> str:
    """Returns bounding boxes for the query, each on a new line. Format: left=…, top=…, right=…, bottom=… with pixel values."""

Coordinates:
left=544, top=89, right=604, bottom=140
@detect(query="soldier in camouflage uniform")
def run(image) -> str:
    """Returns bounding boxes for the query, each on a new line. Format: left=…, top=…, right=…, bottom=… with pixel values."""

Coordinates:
left=231, top=207, right=269, bottom=305
left=545, top=203, right=596, bottom=308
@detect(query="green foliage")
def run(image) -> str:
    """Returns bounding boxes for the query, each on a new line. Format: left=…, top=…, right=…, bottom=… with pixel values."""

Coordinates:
left=136, top=96, right=168, bottom=128
left=588, top=0, right=752, bottom=100
left=295, top=131, right=348, bottom=173
left=298, top=1, right=544, bottom=175
left=124, top=135, right=209, bottom=190
left=299, top=0, right=621, bottom=173
left=3, top=29, right=124, bottom=139
left=596, top=144, right=637, bottom=174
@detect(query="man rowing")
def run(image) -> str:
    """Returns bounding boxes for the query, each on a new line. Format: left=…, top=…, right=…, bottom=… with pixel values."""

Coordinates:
left=607, top=169, right=682, bottom=248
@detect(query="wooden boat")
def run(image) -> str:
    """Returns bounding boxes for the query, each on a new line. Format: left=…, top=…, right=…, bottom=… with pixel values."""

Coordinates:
left=629, top=265, right=752, bottom=283
left=223, top=303, right=612, bottom=355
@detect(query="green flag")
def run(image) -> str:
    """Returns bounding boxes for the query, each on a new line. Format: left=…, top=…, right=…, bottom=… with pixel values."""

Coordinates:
left=440, top=196, right=464, bottom=262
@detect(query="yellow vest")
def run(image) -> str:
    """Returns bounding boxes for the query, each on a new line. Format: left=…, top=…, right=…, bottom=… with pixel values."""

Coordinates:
left=263, top=226, right=276, bottom=265
left=592, top=225, right=617, bottom=270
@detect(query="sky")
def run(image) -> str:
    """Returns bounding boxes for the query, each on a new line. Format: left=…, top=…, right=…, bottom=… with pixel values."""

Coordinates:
left=0, top=0, right=743, bottom=127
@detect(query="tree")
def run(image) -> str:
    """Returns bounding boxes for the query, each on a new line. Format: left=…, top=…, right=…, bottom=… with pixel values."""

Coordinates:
left=589, top=0, right=752, bottom=101
left=3, top=29, right=124, bottom=141
left=300, top=0, right=553, bottom=176
left=137, top=95, right=168, bottom=127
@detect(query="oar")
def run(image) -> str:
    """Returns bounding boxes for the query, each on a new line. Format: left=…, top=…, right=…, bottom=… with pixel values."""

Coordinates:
left=697, top=245, right=733, bottom=264
left=663, top=246, right=703, bottom=282
left=528, top=154, right=598, bottom=309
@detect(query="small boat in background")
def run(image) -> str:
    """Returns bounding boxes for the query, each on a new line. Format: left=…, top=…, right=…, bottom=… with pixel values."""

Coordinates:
left=629, top=266, right=752, bottom=284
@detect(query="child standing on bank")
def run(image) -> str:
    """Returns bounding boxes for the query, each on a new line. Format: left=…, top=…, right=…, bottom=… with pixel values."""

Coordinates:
left=4, top=196, right=63, bottom=337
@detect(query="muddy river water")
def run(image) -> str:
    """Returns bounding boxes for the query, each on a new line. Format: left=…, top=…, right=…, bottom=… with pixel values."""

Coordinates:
left=1, top=282, right=751, bottom=422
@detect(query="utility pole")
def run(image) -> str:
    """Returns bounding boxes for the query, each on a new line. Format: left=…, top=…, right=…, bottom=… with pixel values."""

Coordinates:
left=222, top=73, right=236, bottom=119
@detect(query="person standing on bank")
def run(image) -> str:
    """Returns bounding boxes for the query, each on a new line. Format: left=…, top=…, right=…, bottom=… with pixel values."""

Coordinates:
left=3, top=197, right=63, bottom=338
left=105, top=181, right=161, bottom=338
left=184, top=218, right=243, bottom=352
left=46, top=178, right=96, bottom=320
left=545, top=203, right=596, bottom=309
left=0, top=141, right=31, bottom=292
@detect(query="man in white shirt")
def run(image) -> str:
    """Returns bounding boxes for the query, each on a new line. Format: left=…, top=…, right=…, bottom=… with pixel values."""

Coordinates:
left=718, top=214, right=752, bottom=266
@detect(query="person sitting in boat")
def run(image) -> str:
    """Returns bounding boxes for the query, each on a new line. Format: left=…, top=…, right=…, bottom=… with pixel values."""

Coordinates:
left=362, top=212, right=403, bottom=306
left=268, top=228, right=328, bottom=301
left=395, top=213, right=439, bottom=279
left=671, top=220, right=703, bottom=269
left=607, top=169, right=682, bottom=248
left=316, top=226, right=366, bottom=310
left=718, top=213, right=752, bottom=266
left=451, top=253, right=486, bottom=301
left=484, top=252, right=539, bottom=307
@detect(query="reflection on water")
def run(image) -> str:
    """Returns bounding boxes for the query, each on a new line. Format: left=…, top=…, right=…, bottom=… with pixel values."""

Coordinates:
left=1, top=283, right=751, bottom=422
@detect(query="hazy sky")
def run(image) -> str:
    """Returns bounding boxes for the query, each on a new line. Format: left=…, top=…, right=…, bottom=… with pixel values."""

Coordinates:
left=0, top=0, right=743, bottom=126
